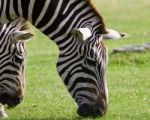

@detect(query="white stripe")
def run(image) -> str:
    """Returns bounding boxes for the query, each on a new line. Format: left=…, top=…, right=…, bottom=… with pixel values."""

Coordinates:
left=58, top=52, right=77, bottom=63
left=61, top=40, right=78, bottom=55
left=0, top=81, right=16, bottom=94
left=52, top=5, right=92, bottom=42
left=75, top=92, right=93, bottom=105
left=63, top=0, right=74, bottom=15
left=18, top=0, right=23, bottom=17
left=9, top=0, right=18, bottom=20
left=57, top=51, right=80, bottom=73
left=48, top=2, right=86, bottom=38
left=28, top=0, right=36, bottom=23
left=58, top=62, right=81, bottom=82
left=72, top=87, right=97, bottom=100
left=68, top=72, right=97, bottom=90
left=0, top=1, right=9, bottom=23
left=56, top=38, right=76, bottom=55
left=70, top=67, right=82, bottom=75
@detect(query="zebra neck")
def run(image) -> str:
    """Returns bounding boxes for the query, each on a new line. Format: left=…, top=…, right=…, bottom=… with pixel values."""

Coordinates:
left=0, top=0, right=106, bottom=44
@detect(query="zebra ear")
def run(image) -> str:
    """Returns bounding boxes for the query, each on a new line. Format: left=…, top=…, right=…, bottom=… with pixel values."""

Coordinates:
left=103, top=28, right=127, bottom=40
left=71, top=28, right=92, bottom=42
left=13, top=30, right=34, bottom=41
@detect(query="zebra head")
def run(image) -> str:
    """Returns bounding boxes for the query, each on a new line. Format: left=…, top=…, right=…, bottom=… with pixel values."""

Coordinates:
left=0, top=18, right=33, bottom=108
left=57, top=28, right=108, bottom=117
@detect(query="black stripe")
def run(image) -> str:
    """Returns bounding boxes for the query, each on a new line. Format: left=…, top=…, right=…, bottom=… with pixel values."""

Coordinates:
left=57, top=51, right=79, bottom=67
left=0, top=70, right=19, bottom=76
left=62, top=64, right=81, bottom=85
left=6, top=0, right=12, bottom=21
left=13, top=0, right=19, bottom=16
left=0, top=83, right=12, bottom=89
left=69, top=77, right=98, bottom=92
left=32, top=0, right=46, bottom=25
left=0, top=34, right=9, bottom=49
left=77, top=94, right=95, bottom=102
left=61, top=40, right=78, bottom=56
left=50, top=1, right=84, bottom=39
left=72, top=87, right=97, bottom=98
left=0, top=0, right=4, bottom=18
left=56, top=34, right=72, bottom=46
left=61, top=58, right=98, bottom=85
left=1, top=78, right=19, bottom=86
left=59, top=38, right=76, bottom=51
left=0, top=62, right=20, bottom=70
left=76, top=14, right=95, bottom=28
left=35, top=0, right=58, bottom=28
left=21, top=0, right=30, bottom=19
left=43, top=1, right=87, bottom=38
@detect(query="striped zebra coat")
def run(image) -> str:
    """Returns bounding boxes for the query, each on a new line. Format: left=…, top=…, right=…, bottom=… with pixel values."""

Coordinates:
left=0, top=0, right=124, bottom=117
left=0, top=18, right=33, bottom=118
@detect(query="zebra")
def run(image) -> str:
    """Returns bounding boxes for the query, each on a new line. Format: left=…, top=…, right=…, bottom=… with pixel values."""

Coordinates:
left=0, top=0, right=125, bottom=117
left=0, top=18, right=33, bottom=118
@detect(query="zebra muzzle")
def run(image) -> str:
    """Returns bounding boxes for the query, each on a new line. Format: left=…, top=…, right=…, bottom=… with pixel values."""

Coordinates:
left=77, top=103, right=103, bottom=117
left=0, top=93, right=23, bottom=108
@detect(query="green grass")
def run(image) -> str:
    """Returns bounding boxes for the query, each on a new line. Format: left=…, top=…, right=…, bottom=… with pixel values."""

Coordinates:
left=6, top=0, right=150, bottom=119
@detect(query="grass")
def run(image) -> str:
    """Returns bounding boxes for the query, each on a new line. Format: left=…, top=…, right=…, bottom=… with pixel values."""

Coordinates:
left=6, top=0, right=150, bottom=119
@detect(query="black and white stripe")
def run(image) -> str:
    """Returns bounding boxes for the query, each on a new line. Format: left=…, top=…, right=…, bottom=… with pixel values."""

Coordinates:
left=0, top=18, right=33, bottom=118
left=0, top=0, right=109, bottom=117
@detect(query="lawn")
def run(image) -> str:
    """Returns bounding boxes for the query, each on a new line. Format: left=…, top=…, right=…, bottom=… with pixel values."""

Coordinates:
left=6, top=0, right=150, bottom=120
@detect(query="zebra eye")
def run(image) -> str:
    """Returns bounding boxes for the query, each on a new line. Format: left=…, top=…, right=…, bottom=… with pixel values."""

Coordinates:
left=10, top=43, right=25, bottom=59
left=14, top=47, right=25, bottom=59
left=85, top=57, right=96, bottom=66
left=12, top=49, right=25, bottom=64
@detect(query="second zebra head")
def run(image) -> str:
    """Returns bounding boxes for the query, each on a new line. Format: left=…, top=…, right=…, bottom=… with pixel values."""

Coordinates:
left=0, top=18, right=33, bottom=109
left=57, top=28, right=108, bottom=117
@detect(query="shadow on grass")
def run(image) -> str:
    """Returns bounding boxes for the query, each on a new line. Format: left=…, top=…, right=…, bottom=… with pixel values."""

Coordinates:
left=10, top=116, right=102, bottom=120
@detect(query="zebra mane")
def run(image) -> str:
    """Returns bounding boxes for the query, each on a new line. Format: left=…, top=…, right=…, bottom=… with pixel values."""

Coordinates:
left=12, top=17, right=33, bottom=34
left=87, top=0, right=107, bottom=34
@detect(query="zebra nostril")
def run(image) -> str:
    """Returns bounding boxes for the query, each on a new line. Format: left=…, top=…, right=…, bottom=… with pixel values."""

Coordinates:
left=15, top=98, right=21, bottom=104
left=77, top=103, right=103, bottom=117
left=6, top=97, right=23, bottom=108
left=14, top=97, right=23, bottom=105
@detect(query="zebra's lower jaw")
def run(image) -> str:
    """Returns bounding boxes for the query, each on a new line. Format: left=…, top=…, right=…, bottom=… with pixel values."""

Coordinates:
left=0, top=93, right=23, bottom=108
left=77, top=103, right=105, bottom=117
left=6, top=98, right=22, bottom=108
